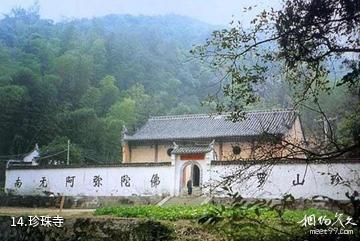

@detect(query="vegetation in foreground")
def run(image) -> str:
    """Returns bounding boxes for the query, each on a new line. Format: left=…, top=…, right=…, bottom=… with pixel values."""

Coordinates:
left=95, top=204, right=359, bottom=241
left=95, top=204, right=333, bottom=221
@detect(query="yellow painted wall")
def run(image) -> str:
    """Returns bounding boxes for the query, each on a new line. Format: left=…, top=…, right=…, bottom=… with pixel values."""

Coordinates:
left=122, top=142, right=130, bottom=163
left=213, top=142, right=255, bottom=160
left=130, top=145, right=155, bottom=163
left=157, top=145, right=173, bottom=162
left=282, top=116, right=306, bottom=158
left=211, top=117, right=305, bottom=161
left=123, top=144, right=172, bottom=163
left=285, top=116, right=304, bottom=143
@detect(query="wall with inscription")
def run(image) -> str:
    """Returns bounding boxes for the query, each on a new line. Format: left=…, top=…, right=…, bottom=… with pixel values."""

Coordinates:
left=205, top=162, right=360, bottom=200
left=5, top=165, right=174, bottom=196
left=5, top=161, right=360, bottom=200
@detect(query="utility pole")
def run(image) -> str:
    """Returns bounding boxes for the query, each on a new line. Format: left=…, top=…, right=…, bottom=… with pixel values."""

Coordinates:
left=67, top=139, right=70, bottom=165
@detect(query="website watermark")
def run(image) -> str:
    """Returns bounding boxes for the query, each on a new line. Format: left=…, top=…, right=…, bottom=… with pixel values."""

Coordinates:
left=309, top=228, right=353, bottom=235
left=298, top=212, right=357, bottom=235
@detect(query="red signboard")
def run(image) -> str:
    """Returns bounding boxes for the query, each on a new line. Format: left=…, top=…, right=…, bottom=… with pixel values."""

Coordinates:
left=180, top=153, right=205, bottom=160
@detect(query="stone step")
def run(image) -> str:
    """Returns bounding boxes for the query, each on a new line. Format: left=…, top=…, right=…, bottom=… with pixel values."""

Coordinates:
left=180, top=187, right=202, bottom=196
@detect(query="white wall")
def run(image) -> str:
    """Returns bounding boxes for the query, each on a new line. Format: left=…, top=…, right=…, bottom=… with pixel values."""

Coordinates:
left=205, top=162, right=360, bottom=200
left=5, top=165, right=175, bottom=197
left=5, top=160, right=360, bottom=200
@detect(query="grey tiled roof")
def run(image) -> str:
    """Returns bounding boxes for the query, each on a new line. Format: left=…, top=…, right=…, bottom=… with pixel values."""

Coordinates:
left=171, top=146, right=212, bottom=154
left=124, top=109, right=297, bottom=141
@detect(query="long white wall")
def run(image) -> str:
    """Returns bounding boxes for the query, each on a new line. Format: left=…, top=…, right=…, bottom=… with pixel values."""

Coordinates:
left=5, top=160, right=360, bottom=200
left=5, top=165, right=175, bottom=197
left=205, top=162, right=360, bottom=200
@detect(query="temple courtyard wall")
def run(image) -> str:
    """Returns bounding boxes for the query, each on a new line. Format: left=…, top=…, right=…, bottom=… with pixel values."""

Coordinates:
left=4, top=160, right=360, bottom=201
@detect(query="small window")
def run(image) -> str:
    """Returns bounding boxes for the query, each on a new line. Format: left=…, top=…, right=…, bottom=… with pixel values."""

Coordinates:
left=232, top=146, right=241, bottom=155
left=167, top=148, right=174, bottom=156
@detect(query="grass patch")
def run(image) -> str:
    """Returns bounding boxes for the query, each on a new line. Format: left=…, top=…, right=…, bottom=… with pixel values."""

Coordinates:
left=95, top=204, right=217, bottom=220
left=95, top=204, right=335, bottom=221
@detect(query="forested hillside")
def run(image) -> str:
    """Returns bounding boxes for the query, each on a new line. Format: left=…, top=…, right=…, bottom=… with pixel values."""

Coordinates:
left=0, top=7, right=216, bottom=162
left=0, top=6, right=353, bottom=163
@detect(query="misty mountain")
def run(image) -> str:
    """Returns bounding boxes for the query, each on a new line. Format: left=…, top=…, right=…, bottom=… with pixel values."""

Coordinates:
left=0, top=7, right=221, bottom=160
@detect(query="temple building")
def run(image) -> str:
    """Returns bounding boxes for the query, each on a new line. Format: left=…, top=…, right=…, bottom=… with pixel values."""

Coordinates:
left=122, top=109, right=305, bottom=194
left=122, top=109, right=305, bottom=163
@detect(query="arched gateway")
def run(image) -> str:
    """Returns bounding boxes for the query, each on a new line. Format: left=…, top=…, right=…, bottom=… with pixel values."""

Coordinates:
left=181, top=162, right=201, bottom=195
left=171, top=144, right=213, bottom=196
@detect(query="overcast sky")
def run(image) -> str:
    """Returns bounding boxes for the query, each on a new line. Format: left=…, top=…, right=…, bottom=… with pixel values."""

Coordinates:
left=0, top=0, right=282, bottom=25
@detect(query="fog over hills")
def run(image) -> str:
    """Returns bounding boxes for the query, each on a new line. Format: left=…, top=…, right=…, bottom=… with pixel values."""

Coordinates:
left=0, top=8, right=221, bottom=160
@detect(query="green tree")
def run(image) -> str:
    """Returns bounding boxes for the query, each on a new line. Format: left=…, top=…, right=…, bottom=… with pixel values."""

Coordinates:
left=79, top=87, right=101, bottom=110
left=97, top=117, right=123, bottom=161
left=192, top=0, right=360, bottom=157
left=54, top=51, right=93, bottom=106
left=125, top=84, right=153, bottom=128
left=40, top=136, right=84, bottom=164
left=108, top=98, right=136, bottom=128
left=98, top=75, right=120, bottom=116
left=0, top=85, right=28, bottom=154
left=90, top=38, right=108, bottom=81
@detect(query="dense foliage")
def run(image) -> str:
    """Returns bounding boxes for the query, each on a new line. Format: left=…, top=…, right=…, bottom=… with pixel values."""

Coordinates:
left=192, top=0, right=360, bottom=157
left=0, top=6, right=216, bottom=162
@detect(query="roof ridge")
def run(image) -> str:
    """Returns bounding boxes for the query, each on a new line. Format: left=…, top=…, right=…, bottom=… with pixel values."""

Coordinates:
left=149, top=113, right=211, bottom=120
left=247, top=108, right=295, bottom=115
left=149, top=109, right=294, bottom=120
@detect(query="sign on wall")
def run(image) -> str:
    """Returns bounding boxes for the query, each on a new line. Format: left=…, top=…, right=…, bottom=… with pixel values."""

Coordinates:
left=5, top=165, right=174, bottom=197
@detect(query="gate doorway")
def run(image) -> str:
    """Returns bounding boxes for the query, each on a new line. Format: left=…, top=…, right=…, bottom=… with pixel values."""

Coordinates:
left=181, top=162, right=201, bottom=195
